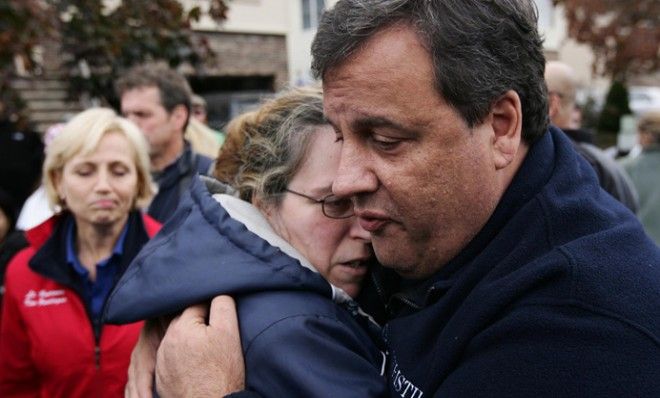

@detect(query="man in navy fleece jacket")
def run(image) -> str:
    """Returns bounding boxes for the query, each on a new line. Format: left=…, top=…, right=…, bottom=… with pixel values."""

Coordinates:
left=149, top=1, right=660, bottom=397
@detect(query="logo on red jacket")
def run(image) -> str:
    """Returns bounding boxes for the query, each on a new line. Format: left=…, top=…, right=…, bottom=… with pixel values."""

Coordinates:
left=23, top=289, right=68, bottom=307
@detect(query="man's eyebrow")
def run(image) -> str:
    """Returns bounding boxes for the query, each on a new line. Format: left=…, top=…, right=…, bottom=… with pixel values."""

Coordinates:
left=353, top=115, right=412, bottom=134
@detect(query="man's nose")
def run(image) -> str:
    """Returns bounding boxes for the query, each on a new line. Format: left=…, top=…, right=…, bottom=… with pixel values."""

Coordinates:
left=332, top=142, right=378, bottom=199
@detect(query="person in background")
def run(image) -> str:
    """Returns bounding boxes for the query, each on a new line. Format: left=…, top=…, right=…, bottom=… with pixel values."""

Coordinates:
left=0, top=188, right=18, bottom=308
left=191, top=94, right=210, bottom=125
left=621, top=110, right=660, bottom=244
left=189, top=94, right=226, bottom=150
left=1, top=124, right=67, bottom=311
left=147, top=1, right=660, bottom=396
left=15, top=122, right=67, bottom=231
left=0, top=108, right=161, bottom=397
left=545, top=61, right=638, bottom=212
left=116, top=63, right=213, bottom=222
left=0, top=115, right=44, bottom=213
left=0, top=189, right=16, bottom=248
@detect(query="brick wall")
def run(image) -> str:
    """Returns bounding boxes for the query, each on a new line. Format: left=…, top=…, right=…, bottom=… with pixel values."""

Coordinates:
left=14, top=31, right=288, bottom=133
left=197, top=31, right=288, bottom=90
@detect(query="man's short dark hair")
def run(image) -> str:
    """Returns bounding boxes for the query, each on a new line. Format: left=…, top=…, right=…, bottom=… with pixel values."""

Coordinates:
left=311, top=0, right=549, bottom=144
left=115, top=63, right=193, bottom=117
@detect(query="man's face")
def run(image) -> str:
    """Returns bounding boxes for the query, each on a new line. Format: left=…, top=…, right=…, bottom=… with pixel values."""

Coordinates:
left=120, top=86, right=180, bottom=160
left=324, top=24, right=510, bottom=279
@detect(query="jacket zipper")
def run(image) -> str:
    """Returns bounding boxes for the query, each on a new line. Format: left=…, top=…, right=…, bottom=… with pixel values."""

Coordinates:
left=92, top=315, right=103, bottom=369
left=94, top=345, right=101, bottom=369
left=391, top=293, right=423, bottom=310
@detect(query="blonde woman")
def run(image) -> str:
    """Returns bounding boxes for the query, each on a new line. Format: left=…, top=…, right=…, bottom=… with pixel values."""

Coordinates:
left=0, top=108, right=161, bottom=397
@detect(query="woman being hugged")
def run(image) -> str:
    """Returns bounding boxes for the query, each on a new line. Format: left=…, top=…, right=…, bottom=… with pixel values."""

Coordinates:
left=107, top=86, right=388, bottom=397
left=0, top=108, right=161, bottom=397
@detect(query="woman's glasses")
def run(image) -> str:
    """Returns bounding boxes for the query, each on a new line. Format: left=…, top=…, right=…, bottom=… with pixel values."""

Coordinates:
left=285, top=189, right=354, bottom=219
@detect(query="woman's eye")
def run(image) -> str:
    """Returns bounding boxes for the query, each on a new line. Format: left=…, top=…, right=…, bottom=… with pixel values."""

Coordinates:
left=323, top=197, right=352, bottom=216
left=75, top=169, right=92, bottom=176
left=112, top=166, right=130, bottom=176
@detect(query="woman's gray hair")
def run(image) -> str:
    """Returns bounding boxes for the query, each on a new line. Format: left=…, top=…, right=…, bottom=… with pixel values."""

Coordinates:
left=311, top=0, right=549, bottom=144
left=223, top=86, right=326, bottom=203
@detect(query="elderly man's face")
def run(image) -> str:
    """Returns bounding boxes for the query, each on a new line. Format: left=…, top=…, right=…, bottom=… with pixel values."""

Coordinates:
left=324, top=24, right=515, bottom=279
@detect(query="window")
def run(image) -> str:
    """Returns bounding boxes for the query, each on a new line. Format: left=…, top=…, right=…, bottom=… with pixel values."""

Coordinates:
left=302, top=0, right=325, bottom=30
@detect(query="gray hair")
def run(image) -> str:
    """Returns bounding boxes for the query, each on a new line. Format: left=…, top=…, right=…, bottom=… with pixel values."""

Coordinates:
left=225, top=86, right=327, bottom=203
left=311, top=0, right=549, bottom=143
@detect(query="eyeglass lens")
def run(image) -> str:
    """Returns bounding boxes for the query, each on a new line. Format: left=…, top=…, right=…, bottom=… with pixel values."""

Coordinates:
left=322, top=196, right=354, bottom=219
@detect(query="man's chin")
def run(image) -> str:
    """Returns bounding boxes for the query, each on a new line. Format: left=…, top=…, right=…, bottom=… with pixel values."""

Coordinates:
left=373, top=241, right=410, bottom=274
left=373, top=240, right=438, bottom=279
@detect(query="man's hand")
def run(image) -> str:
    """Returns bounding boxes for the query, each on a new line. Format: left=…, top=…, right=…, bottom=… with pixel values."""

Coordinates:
left=125, top=318, right=167, bottom=398
left=155, top=295, right=245, bottom=397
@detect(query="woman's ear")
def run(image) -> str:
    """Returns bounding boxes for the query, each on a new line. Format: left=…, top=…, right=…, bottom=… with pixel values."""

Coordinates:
left=253, top=194, right=289, bottom=240
left=251, top=194, right=272, bottom=216
left=489, top=90, right=523, bottom=170
left=251, top=193, right=262, bottom=209
left=52, top=170, right=66, bottom=203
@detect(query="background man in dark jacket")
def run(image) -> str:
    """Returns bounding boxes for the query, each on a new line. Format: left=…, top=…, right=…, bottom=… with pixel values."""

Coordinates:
left=545, top=60, right=638, bottom=212
left=145, top=1, right=660, bottom=397
left=116, top=64, right=212, bottom=223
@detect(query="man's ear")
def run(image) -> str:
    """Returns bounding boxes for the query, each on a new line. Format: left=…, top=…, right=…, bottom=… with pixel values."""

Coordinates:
left=170, top=104, right=189, bottom=133
left=489, top=90, right=523, bottom=170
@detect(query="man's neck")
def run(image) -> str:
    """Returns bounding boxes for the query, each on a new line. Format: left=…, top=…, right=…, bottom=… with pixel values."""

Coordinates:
left=151, top=137, right=185, bottom=172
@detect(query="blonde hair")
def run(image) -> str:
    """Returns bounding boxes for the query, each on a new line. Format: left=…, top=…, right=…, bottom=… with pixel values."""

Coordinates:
left=43, top=108, right=155, bottom=211
left=185, top=117, right=221, bottom=158
left=214, top=86, right=326, bottom=202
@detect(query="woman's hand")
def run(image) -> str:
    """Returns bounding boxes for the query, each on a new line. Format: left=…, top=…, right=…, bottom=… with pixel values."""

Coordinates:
left=125, top=318, right=167, bottom=398
left=155, top=296, right=245, bottom=397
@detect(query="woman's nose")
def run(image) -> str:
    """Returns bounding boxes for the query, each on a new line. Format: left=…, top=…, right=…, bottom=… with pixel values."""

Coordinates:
left=94, top=170, right=112, bottom=191
left=348, top=216, right=371, bottom=242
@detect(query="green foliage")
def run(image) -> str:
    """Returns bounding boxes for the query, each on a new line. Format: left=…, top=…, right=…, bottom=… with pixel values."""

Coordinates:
left=553, top=0, right=659, bottom=80
left=580, top=96, right=600, bottom=131
left=597, top=81, right=631, bottom=135
left=0, top=0, right=228, bottom=122
left=58, top=0, right=227, bottom=107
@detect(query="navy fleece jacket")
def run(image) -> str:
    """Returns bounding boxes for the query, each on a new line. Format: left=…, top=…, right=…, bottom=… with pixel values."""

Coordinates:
left=383, top=127, right=660, bottom=397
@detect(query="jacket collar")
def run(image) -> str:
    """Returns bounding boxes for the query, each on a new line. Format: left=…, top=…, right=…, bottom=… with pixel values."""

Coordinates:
left=152, top=141, right=195, bottom=190
left=28, top=211, right=155, bottom=296
left=388, top=127, right=562, bottom=312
